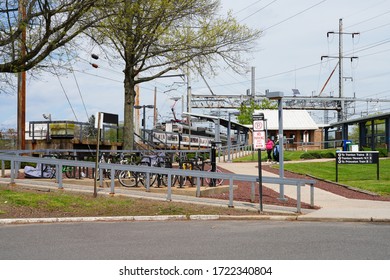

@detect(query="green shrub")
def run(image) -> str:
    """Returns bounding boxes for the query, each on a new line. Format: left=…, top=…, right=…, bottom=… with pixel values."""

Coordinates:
left=300, top=152, right=316, bottom=160
left=320, top=151, right=335, bottom=158
left=309, top=151, right=322, bottom=158
left=377, top=148, right=388, bottom=157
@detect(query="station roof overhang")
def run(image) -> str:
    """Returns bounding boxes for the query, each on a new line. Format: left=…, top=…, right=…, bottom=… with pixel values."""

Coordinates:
left=328, top=112, right=390, bottom=128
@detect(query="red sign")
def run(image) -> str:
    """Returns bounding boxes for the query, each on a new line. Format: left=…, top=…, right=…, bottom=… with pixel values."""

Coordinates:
left=253, top=131, right=266, bottom=150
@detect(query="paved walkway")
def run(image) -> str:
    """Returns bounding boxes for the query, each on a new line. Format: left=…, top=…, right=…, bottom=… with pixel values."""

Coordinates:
left=1, top=159, right=390, bottom=223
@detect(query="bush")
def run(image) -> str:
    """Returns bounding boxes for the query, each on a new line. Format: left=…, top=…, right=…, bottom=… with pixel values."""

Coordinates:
left=377, top=148, right=388, bottom=157
left=299, top=151, right=325, bottom=160
left=320, top=151, right=335, bottom=158
left=300, top=152, right=317, bottom=160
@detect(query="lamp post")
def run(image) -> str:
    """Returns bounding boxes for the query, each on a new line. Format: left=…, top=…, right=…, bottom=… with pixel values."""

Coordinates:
left=227, top=111, right=239, bottom=162
left=134, top=105, right=154, bottom=143
left=266, top=90, right=287, bottom=201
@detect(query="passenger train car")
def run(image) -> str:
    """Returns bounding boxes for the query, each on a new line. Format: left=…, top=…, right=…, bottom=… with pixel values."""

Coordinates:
left=152, top=121, right=229, bottom=148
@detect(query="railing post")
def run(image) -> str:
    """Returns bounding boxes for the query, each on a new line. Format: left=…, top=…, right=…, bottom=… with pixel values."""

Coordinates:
left=167, top=172, right=172, bottom=201
left=99, top=167, right=103, bottom=188
left=296, top=182, right=302, bottom=213
left=110, top=167, right=115, bottom=195
left=57, top=164, right=63, bottom=189
left=310, top=183, right=314, bottom=207
left=228, top=177, right=234, bottom=208
left=250, top=181, right=255, bottom=202
left=10, top=160, right=15, bottom=185
left=145, top=172, right=151, bottom=192
left=196, top=176, right=201, bottom=197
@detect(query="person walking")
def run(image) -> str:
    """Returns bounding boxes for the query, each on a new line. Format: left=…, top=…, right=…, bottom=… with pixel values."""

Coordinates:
left=265, top=137, right=274, bottom=162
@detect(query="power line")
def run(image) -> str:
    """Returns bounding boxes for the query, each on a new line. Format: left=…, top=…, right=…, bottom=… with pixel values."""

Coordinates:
left=263, top=0, right=327, bottom=31
left=49, top=58, right=79, bottom=122
left=238, top=0, right=278, bottom=23
left=66, top=51, right=90, bottom=121
left=234, top=0, right=266, bottom=15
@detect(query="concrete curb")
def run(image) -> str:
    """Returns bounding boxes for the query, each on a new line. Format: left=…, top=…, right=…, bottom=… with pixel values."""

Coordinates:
left=2, top=215, right=390, bottom=225
left=0, top=215, right=187, bottom=225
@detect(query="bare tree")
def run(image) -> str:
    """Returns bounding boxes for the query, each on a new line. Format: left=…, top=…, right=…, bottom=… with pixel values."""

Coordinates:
left=88, top=0, right=262, bottom=149
left=0, top=0, right=111, bottom=94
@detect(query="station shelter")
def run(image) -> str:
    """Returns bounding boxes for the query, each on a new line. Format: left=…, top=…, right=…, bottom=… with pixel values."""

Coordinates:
left=324, top=112, right=390, bottom=155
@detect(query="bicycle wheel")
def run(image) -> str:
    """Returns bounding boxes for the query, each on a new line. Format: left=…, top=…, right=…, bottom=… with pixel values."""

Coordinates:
left=205, top=168, right=224, bottom=186
left=187, top=165, right=201, bottom=186
left=172, top=174, right=186, bottom=187
left=118, top=170, right=137, bottom=187
left=137, top=162, right=157, bottom=187
left=64, top=166, right=75, bottom=178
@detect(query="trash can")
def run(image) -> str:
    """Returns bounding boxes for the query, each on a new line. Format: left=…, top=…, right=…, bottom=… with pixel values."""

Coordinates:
left=342, top=140, right=352, bottom=151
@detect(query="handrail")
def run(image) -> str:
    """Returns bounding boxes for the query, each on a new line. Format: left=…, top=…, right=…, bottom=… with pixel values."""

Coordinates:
left=0, top=153, right=315, bottom=213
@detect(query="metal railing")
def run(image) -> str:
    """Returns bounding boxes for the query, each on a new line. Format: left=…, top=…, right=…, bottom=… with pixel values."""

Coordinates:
left=0, top=150, right=316, bottom=213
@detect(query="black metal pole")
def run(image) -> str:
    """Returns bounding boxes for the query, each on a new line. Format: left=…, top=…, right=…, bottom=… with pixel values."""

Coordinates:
left=258, top=149, right=263, bottom=212
left=210, top=142, right=216, bottom=187
left=377, top=159, right=380, bottom=180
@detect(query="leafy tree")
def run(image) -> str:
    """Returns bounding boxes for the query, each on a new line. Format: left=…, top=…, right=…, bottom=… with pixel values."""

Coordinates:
left=88, top=0, right=262, bottom=149
left=0, top=0, right=111, bottom=94
left=237, top=99, right=277, bottom=125
left=83, top=114, right=97, bottom=139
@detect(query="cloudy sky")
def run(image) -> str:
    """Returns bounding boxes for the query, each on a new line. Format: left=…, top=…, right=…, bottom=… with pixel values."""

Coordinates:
left=1, top=0, right=390, bottom=130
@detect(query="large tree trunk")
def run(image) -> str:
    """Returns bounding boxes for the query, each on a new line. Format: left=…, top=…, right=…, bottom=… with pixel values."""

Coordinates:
left=123, top=67, right=135, bottom=150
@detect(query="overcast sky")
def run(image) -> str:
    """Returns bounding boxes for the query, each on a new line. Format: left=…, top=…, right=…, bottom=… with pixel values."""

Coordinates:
left=1, top=0, right=390, bottom=130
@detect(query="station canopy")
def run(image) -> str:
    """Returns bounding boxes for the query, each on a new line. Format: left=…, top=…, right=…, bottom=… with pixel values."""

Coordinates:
left=182, top=112, right=250, bottom=132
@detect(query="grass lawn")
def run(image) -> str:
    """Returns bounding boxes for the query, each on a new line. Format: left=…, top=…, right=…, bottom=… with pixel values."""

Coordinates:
left=0, top=185, right=252, bottom=218
left=282, top=159, right=390, bottom=196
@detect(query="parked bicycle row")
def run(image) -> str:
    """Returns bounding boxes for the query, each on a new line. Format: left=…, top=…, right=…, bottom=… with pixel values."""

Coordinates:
left=22, top=150, right=224, bottom=188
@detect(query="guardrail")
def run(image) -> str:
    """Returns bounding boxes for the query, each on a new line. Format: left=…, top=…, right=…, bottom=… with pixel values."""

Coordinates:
left=0, top=152, right=316, bottom=213
left=216, top=144, right=253, bottom=162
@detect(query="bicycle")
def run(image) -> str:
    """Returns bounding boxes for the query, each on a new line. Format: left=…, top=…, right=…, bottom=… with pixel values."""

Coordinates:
left=152, top=153, right=172, bottom=187
left=118, top=153, right=159, bottom=188
left=190, top=155, right=224, bottom=186
left=172, top=156, right=202, bottom=187
left=204, top=162, right=224, bottom=186
left=59, top=154, right=78, bottom=178
left=118, top=153, right=141, bottom=188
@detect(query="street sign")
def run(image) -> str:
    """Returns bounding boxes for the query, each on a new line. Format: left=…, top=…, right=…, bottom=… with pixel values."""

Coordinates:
left=335, top=151, right=380, bottom=182
left=336, top=152, right=379, bottom=164
left=253, top=130, right=266, bottom=150
left=252, top=112, right=265, bottom=213
left=253, top=120, right=265, bottom=131
left=252, top=113, right=265, bottom=150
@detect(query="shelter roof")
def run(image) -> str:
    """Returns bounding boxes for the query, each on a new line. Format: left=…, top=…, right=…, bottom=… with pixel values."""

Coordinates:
left=253, top=109, right=318, bottom=130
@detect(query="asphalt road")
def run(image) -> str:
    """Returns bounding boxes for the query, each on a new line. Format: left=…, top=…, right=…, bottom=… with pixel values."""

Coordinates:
left=1, top=220, right=389, bottom=260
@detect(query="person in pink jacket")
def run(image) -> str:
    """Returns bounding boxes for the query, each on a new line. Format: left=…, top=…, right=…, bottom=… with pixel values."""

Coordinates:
left=265, top=137, right=274, bottom=162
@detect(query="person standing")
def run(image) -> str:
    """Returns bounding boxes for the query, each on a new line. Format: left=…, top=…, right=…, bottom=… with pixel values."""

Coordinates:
left=265, top=137, right=274, bottom=162
left=273, top=140, right=280, bottom=162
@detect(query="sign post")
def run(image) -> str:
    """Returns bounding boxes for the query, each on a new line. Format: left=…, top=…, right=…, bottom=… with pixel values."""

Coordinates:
left=253, top=113, right=265, bottom=213
left=336, top=151, right=380, bottom=182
